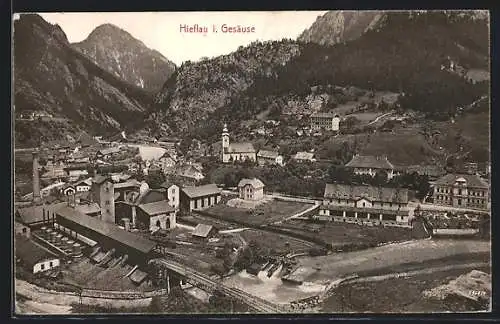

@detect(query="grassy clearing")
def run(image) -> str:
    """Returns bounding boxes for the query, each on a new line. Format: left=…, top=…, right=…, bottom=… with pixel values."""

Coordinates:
left=202, top=200, right=313, bottom=227
left=270, top=219, right=413, bottom=250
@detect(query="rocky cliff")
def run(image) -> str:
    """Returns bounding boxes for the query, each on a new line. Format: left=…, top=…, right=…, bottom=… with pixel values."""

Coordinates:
left=14, top=14, right=153, bottom=146
left=73, top=24, right=176, bottom=92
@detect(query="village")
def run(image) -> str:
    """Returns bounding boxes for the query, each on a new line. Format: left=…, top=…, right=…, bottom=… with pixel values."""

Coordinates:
left=14, top=109, right=491, bottom=313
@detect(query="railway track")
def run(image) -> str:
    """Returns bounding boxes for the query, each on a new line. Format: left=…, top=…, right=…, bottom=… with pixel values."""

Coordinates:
left=150, top=258, right=282, bottom=313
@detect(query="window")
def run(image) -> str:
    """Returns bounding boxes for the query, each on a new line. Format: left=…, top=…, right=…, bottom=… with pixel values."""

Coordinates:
left=49, top=261, right=53, bottom=267
left=41, top=264, right=45, bottom=270
left=105, top=200, right=110, bottom=206
left=362, top=202, right=366, bottom=207
left=22, top=228, right=27, bottom=233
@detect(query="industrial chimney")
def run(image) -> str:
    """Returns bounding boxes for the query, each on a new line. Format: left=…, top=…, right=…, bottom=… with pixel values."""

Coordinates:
left=32, top=150, right=41, bottom=203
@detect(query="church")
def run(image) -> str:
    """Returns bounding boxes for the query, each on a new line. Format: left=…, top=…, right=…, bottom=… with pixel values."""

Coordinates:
left=221, top=124, right=257, bottom=163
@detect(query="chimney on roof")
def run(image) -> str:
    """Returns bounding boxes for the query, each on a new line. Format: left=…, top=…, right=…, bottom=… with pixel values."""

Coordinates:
left=32, top=150, right=41, bottom=203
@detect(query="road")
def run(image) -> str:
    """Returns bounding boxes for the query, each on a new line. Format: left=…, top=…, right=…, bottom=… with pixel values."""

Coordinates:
left=294, top=239, right=490, bottom=283
left=420, top=203, right=490, bottom=214
left=367, top=111, right=394, bottom=126
left=151, top=258, right=282, bottom=313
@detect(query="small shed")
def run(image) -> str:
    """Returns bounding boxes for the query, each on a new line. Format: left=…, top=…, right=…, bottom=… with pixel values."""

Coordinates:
left=191, top=224, right=218, bottom=239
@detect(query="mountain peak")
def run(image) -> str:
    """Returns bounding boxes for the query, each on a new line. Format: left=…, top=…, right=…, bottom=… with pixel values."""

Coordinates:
left=73, top=23, right=176, bottom=91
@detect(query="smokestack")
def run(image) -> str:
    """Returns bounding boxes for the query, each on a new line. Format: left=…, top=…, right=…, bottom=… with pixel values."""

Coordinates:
left=32, top=150, right=41, bottom=203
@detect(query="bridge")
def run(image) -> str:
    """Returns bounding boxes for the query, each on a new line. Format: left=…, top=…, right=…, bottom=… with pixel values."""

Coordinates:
left=149, top=258, right=283, bottom=313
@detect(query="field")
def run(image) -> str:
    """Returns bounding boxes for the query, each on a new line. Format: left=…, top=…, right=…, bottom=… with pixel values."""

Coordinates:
left=238, top=229, right=319, bottom=255
left=202, top=200, right=314, bottom=227
left=179, top=213, right=239, bottom=230
left=268, top=219, right=415, bottom=250
left=322, top=266, right=491, bottom=313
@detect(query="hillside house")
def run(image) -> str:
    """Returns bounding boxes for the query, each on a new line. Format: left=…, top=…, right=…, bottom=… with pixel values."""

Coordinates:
left=137, top=200, right=176, bottom=231
left=180, top=184, right=222, bottom=213
left=64, top=163, right=90, bottom=182
left=238, top=178, right=265, bottom=201
left=292, top=151, right=316, bottom=163
left=177, top=164, right=205, bottom=182
left=221, top=124, right=257, bottom=163
left=345, top=154, right=395, bottom=180
left=61, top=184, right=76, bottom=196
left=432, top=174, right=489, bottom=210
left=15, top=236, right=60, bottom=274
left=257, top=150, right=284, bottom=166
left=320, top=183, right=412, bottom=224
left=310, top=112, right=340, bottom=131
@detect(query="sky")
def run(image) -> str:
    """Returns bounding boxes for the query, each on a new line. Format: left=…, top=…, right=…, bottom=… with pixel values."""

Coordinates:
left=15, top=12, right=328, bottom=66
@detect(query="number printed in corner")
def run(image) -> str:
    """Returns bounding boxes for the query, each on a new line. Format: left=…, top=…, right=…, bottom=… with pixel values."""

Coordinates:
left=469, top=290, right=487, bottom=297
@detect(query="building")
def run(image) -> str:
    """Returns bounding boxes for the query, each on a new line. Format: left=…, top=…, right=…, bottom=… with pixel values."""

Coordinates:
left=64, top=163, right=90, bottom=182
left=432, top=174, right=489, bottom=210
left=191, top=224, right=218, bottom=240
left=15, top=235, right=60, bottom=274
left=96, top=147, right=121, bottom=160
left=75, top=178, right=92, bottom=192
left=159, top=152, right=177, bottom=173
left=160, top=182, right=180, bottom=210
left=61, top=184, right=76, bottom=196
left=319, top=183, right=411, bottom=224
left=292, top=151, right=316, bottom=163
left=345, top=154, right=395, bottom=180
left=137, top=200, right=176, bottom=231
left=180, top=184, right=222, bottom=213
left=401, top=165, right=446, bottom=181
left=177, top=165, right=205, bottom=182
left=55, top=206, right=156, bottom=265
left=75, top=202, right=101, bottom=217
left=221, top=124, right=257, bottom=163
left=91, top=175, right=115, bottom=224
left=464, top=162, right=479, bottom=175
left=310, top=112, right=340, bottom=131
left=15, top=202, right=67, bottom=230
left=257, top=150, right=284, bottom=166
left=238, top=178, right=265, bottom=201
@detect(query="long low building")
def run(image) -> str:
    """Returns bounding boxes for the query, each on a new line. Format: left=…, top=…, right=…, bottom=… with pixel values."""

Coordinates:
left=55, top=206, right=157, bottom=264
left=319, top=183, right=413, bottom=224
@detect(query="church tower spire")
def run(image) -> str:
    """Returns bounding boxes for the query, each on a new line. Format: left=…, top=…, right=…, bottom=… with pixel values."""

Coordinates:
left=222, top=123, right=230, bottom=162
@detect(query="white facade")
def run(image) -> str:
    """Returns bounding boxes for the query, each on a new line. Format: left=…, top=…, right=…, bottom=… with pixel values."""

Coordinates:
left=188, top=195, right=221, bottom=212
left=149, top=213, right=176, bottom=232
left=32, top=258, right=60, bottom=274
left=76, top=184, right=91, bottom=192
left=166, top=185, right=180, bottom=210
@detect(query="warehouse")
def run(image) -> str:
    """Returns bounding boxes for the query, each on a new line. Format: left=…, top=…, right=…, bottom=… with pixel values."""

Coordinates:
left=55, top=206, right=157, bottom=264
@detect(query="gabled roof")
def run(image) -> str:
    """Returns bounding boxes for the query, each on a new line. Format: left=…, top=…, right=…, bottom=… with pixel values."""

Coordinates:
left=75, top=203, right=101, bottom=215
left=434, top=174, right=489, bottom=188
left=228, top=142, right=256, bottom=153
left=324, top=183, right=409, bottom=204
left=238, top=178, right=265, bottom=189
left=191, top=224, right=216, bottom=238
left=160, top=181, right=178, bottom=189
left=138, top=200, right=175, bottom=216
left=181, top=184, right=221, bottom=199
left=56, top=206, right=156, bottom=254
left=257, top=150, right=281, bottom=159
left=114, top=179, right=141, bottom=189
left=310, top=112, right=338, bottom=118
left=97, top=147, right=121, bottom=155
left=293, top=152, right=315, bottom=160
left=345, top=155, right=394, bottom=169
left=15, top=235, right=58, bottom=269
left=75, top=178, right=93, bottom=187
left=16, top=202, right=67, bottom=225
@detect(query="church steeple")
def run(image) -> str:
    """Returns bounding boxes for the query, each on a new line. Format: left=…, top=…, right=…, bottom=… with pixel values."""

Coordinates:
left=222, top=123, right=230, bottom=150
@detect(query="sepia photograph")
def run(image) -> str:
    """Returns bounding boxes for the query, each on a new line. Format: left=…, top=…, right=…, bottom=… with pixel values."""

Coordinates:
left=12, top=10, right=491, bottom=315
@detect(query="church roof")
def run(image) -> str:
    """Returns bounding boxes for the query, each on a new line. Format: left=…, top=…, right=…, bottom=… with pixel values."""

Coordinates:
left=228, top=142, right=256, bottom=153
